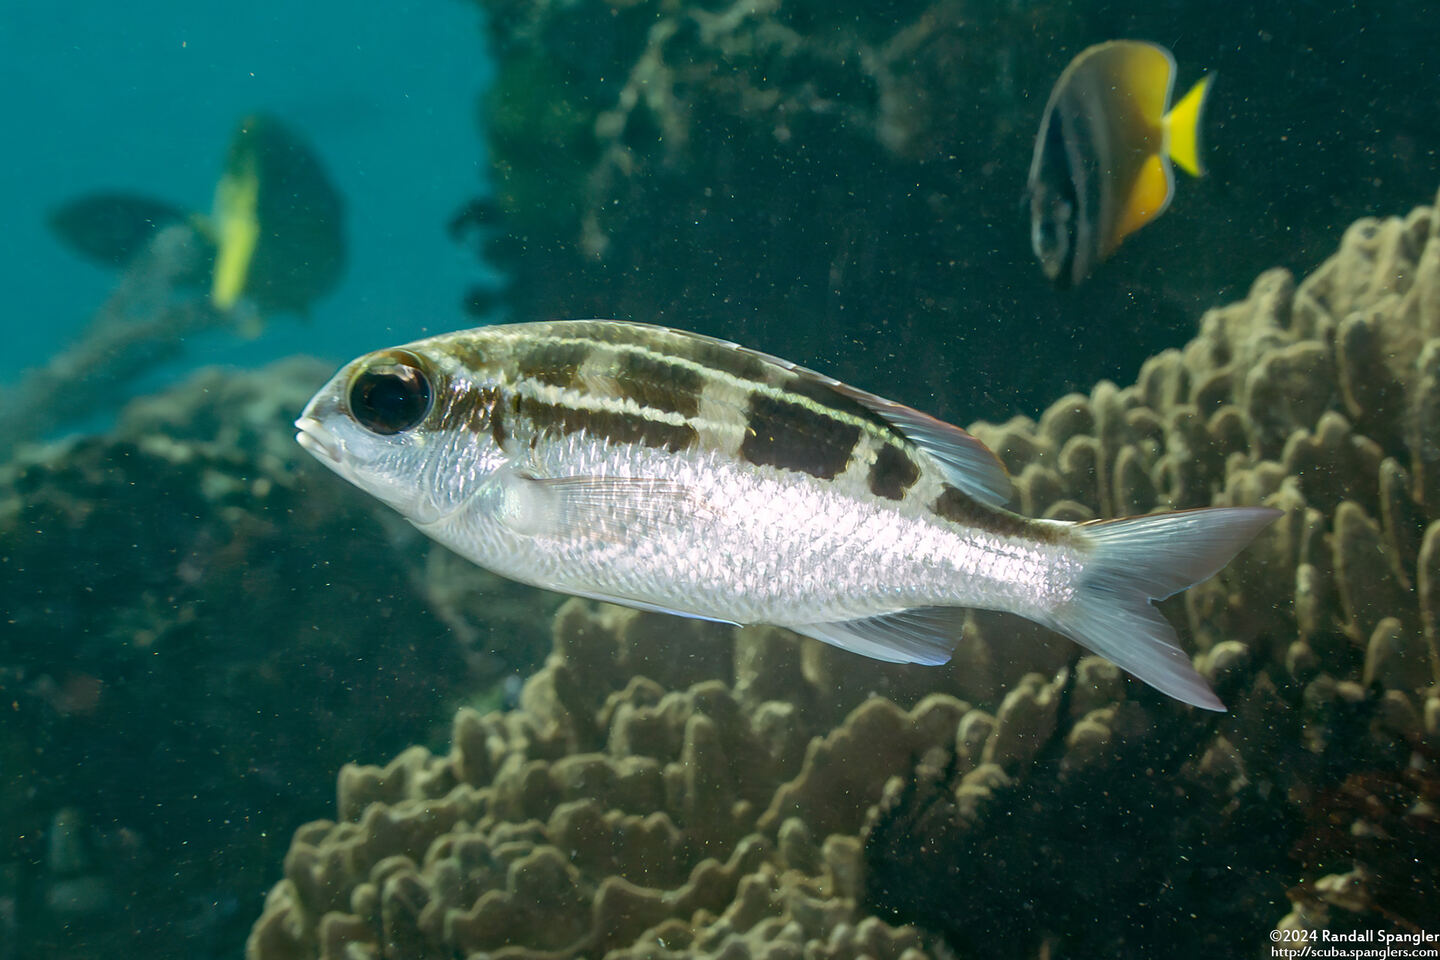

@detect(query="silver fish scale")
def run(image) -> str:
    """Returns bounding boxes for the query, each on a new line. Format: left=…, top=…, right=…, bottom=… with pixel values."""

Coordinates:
left=423, top=413, right=1082, bottom=628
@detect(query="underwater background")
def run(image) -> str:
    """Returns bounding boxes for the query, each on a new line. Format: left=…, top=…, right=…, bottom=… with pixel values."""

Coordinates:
left=2, top=1, right=1439, bottom=958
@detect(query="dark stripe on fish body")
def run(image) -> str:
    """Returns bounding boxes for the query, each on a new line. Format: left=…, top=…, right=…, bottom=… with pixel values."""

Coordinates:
left=517, top=395, right=699, bottom=453
left=447, top=338, right=491, bottom=373
left=554, top=322, right=770, bottom=386
left=488, top=390, right=508, bottom=447
left=515, top=339, right=593, bottom=389
left=614, top=348, right=703, bottom=418
left=868, top=442, right=921, bottom=500
left=932, top=484, right=1059, bottom=541
left=683, top=337, right=770, bottom=385
left=739, top=392, right=861, bottom=480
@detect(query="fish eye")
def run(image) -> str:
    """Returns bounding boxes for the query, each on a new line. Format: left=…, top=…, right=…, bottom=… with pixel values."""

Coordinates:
left=348, top=355, right=433, bottom=435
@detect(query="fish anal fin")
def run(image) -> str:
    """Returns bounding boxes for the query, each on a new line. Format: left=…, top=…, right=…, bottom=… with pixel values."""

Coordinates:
left=1113, top=152, right=1174, bottom=245
left=1164, top=75, right=1214, bottom=177
left=788, top=606, right=964, bottom=666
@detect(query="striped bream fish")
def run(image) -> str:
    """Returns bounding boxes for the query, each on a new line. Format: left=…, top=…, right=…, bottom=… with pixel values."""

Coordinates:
left=295, top=320, right=1278, bottom=710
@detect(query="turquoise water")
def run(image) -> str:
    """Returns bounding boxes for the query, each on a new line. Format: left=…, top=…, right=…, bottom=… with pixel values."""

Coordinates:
left=3, top=2, right=1438, bottom=958
left=1, top=0, right=489, bottom=380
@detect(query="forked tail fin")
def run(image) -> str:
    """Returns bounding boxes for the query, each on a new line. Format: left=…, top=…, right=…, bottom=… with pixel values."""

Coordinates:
left=1042, top=506, right=1281, bottom=711
left=1164, top=74, right=1214, bottom=177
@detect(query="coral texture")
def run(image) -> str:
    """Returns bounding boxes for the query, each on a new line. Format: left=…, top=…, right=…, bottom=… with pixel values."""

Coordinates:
left=249, top=194, right=1440, bottom=959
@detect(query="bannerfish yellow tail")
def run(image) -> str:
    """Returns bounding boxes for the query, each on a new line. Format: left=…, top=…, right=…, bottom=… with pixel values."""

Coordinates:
left=1164, top=74, right=1213, bottom=178
left=1025, top=40, right=1213, bottom=286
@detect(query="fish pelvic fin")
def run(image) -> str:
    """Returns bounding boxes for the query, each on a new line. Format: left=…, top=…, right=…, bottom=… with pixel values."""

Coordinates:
left=1042, top=505, right=1280, bottom=711
left=1164, top=74, right=1213, bottom=178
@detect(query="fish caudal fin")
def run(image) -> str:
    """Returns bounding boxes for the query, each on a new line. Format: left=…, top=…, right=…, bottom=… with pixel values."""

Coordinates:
left=1164, top=75, right=1213, bottom=178
left=1043, top=506, right=1280, bottom=711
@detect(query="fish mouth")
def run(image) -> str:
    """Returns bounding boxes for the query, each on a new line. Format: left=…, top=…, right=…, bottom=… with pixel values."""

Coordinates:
left=293, top=413, right=447, bottom=526
left=295, top=416, right=343, bottom=466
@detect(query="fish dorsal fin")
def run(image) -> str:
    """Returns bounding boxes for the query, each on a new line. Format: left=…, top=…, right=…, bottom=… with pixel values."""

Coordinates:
left=789, top=606, right=966, bottom=665
left=1112, top=152, right=1175, bottom=245
left=1096, top=40, right=1175, bottom=127
left=824, top=378, right=1013, bottom=508
left=587, top=323, right=1014, bottom=508
left=1164, top=75, right=1213, bottom=177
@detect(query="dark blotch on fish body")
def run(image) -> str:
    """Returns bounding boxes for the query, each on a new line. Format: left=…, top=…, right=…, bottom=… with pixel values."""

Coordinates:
left=687, top=338, right=770, bottom=385
left=516, top=339, right=592, bottom=389
left=784, top=373, right=897, bottom=436
left=740, top=393, right=861, bottom=480
left=615, top=348, right=703, bottom=418
left=868, top=442, right=921, bottom=500
left=489, top=393, right=508, bottom=447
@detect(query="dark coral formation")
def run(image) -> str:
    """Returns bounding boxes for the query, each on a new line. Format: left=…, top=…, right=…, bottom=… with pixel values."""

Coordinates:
left=248, top=194, right=1440, bottom=959
left=0, top=360, right=553, bottom=959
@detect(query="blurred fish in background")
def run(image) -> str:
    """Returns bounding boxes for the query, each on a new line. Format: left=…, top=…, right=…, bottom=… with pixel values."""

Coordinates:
left=1026, top=40, right=1212, bottom=287
left=207, top=114, right=346, bottom=319
left=48, top=192, right=191, bottom=267
left=2, top=113, right=345, bottom=457
left=49, top=113, right=345, bottom=324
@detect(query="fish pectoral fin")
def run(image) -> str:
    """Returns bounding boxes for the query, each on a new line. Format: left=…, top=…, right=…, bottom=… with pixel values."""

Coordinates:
left=1112, top=152, right=1175, bottom=246
left=1164, top=75, right=1213, bottom=178
left=788, top=606, right=965, bottom=666
left=498, top=469, right=718, bottom=544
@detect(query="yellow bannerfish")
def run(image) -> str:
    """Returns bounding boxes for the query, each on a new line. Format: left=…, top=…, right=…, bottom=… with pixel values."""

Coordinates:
left=48, top=113, right=345, bottom=321
left=1025, top=40, right=1212, bottom=286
